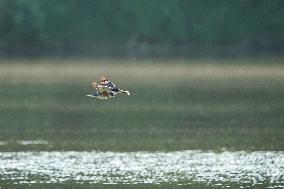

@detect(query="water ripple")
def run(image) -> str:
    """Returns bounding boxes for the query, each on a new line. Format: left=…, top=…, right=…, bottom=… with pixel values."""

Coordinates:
left=0, top=150, right=283, bottom=187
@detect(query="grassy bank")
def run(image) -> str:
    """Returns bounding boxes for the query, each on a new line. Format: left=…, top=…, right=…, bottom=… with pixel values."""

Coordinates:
left=0, top=59, right=284, bottom=151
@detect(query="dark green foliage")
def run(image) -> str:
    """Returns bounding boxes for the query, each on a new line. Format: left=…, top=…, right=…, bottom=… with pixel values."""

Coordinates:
left=0, top=0, right=283, bottom=56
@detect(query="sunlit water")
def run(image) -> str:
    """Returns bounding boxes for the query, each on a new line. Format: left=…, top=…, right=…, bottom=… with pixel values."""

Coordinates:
left=0, top=150, right=283, bottom=188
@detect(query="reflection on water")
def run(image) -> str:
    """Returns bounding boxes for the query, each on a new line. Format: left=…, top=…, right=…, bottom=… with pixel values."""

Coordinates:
left=0, top=140, right=49, bottom=146
left=0, top=151, right=283, bottom=187
left=15, top=140, right=49, bottom=145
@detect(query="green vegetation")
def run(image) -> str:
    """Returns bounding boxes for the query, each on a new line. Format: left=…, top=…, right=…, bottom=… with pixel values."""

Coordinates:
left=0, top=59, right=283, bottom=152
left=0, top=0, right=283, bottom=56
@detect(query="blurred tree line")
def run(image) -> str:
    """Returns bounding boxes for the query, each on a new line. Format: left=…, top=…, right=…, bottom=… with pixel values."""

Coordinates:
left=0, top=0, right=283, bottom=57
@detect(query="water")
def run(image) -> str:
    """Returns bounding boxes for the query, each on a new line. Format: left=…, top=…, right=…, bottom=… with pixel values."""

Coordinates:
left=0, top=150, right=283, bottom=188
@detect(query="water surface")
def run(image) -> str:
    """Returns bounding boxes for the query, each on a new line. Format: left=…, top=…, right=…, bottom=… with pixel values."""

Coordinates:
left=0, top=150, right=283, bottom=188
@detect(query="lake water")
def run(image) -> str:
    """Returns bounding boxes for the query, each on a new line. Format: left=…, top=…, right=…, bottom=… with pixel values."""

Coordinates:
left=0, top=150, right=283, bottom=188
